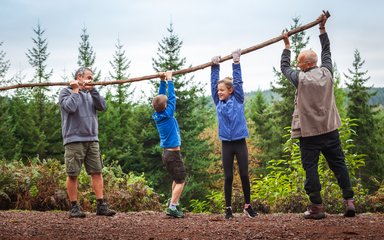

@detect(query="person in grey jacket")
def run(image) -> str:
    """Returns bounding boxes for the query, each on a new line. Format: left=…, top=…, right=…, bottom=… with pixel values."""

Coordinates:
left=281, top=13, right=355, bottom=219
left=59, top=67, right=115, bottom=218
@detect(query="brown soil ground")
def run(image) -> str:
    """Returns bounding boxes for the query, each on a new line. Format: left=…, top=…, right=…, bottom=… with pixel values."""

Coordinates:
left=0, top=211, right=383, bottom=240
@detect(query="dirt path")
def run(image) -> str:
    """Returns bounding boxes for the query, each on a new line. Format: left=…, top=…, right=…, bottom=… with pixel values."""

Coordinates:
left=0, top=211, right=383, bottom=239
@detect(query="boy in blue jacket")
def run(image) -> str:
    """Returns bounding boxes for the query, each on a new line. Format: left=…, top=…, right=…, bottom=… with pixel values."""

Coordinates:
left=211, top=49, right=257, bottom=219
left=152, top=71, right=186, bottom=218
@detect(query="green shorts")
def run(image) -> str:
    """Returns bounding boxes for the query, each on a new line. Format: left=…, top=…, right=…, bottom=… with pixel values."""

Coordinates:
left=64, top=142, right=103, bottom=176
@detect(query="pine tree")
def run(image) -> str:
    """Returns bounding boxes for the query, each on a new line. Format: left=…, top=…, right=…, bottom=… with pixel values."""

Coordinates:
left=98, top=38, right=138, bottom=170
left=247, top=91, right=280, bottom=169
left=150, top=22, right=214, bottom=204
left=25, top=23, right=54, bottom=159
left=345, top=49, right=380, bottom=188
left=77, top=27, right=101, bottom=81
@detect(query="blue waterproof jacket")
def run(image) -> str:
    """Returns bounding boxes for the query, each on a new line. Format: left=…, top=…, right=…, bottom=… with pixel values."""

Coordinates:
left=211, top=63, right=249, bottom=141
left=152, top=80, right=181, bottom=148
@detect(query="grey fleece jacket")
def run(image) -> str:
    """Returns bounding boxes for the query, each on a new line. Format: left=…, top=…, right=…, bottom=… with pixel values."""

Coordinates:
left=59, top=87, right=107, bottom=145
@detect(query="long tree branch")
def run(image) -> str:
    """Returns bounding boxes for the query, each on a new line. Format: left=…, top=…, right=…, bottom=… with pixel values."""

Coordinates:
left=0, top=11, right=330, bottom=91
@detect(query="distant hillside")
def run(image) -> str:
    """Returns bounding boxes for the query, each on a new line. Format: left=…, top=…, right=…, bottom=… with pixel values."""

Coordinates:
left=245, top=87, right=384, bottom=106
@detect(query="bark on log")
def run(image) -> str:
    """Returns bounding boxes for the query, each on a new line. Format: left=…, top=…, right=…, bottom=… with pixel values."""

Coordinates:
left=0, top=11, right=330, bottom=91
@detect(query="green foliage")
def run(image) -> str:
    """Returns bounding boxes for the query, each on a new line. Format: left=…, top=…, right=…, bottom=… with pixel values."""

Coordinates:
left=250, top=119, right=368, bottom=213
left=247, top=91, right=282, bottom=169
left=345, top=49, right=382, bottom=190
left=190, top=190, right=224, bottom=213
left=0, top=159, right=161, bottom=212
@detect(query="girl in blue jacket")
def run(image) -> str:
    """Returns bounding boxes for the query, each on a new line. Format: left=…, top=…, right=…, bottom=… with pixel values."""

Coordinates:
left=210, top=49, right=257, bottom=219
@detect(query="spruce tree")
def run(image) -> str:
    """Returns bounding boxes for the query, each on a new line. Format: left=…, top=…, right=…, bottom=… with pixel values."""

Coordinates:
left=25, top=23, right=54, bottom=159
left=247, top=91, right=279, bottom=169
left=99, top=38, right=138, bottom=170
left=77, top=27, right=101, bottom=81
left=0, top=45, right=20, bottom=160
left=345, top=49, right=381, bottom=188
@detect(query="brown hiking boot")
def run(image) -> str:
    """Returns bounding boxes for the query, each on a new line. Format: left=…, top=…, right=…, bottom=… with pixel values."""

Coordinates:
left=304, top=203, right=326, bottom=220
left=344, top=199, right=356, bottom=217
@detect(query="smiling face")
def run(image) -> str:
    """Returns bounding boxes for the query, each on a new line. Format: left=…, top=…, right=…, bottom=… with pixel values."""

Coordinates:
left=217, top=80, right=234, bottom=101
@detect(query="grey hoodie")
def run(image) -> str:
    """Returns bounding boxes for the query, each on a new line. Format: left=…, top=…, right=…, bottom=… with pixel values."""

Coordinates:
left=59, top=87, right=107, bottom=145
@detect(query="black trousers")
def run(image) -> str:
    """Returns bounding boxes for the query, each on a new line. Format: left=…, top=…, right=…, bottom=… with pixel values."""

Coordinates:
left=222, top=138, right=251, bottom=207
left=299, top=130, right=354, bottom=204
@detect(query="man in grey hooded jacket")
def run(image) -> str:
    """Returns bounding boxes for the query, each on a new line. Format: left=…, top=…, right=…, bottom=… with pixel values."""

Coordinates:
left=59, top=67, right=115, bottom=218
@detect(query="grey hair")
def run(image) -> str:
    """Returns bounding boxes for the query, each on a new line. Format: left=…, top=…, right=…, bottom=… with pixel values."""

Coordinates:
left=306, top=49, right=318, bottom=65
left=75, top=67, right=93, bottom=79
left=300, top=49, right=318, bottom=65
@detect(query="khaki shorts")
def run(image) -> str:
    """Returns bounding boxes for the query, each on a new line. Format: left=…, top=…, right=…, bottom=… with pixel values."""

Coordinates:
left=162, top=150, right=186, bottom=183
left=64, top=142, right=103, bottom=176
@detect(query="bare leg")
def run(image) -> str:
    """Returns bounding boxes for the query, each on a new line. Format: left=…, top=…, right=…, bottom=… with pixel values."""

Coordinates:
left=170, top=181, right=185, bottom=204
left=91, top=173, right=104, bottom=199
left=66, top=176, right=78, bottom=201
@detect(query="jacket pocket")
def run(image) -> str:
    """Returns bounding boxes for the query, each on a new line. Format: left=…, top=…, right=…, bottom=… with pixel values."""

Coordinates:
left=292, top=114, right=300, bottom=130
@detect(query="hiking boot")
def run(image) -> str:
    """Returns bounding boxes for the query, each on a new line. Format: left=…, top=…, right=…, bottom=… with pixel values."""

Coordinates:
left=304, top=203, right=326, bottom=220
left=344, top=199, right=356, bottom=217
left=244, top=205, right=257, bottom=218
left=96, top=202, right=116, bottom=216
left=225, top=207, right=234, bottom=219
left=69, top=204, right=86, bottom=218
left=166, top=207, right=184, bottom=218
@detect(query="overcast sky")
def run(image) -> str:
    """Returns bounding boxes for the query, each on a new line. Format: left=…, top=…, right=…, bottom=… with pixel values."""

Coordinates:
left=1, top=0, right=383, bottom=97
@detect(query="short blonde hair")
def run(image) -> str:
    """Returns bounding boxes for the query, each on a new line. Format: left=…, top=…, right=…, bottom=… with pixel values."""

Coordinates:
left=217, top=76, right=233, bottom=90
left=152, top=94, right=168, bottom=112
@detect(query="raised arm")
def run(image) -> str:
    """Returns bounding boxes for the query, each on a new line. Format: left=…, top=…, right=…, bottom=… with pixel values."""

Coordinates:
left=210, top=56, right=221, bottom=105
left=280, top=33, right=299, bottom=88
left=231, top=49, right=244, bottom=103
left=90, top=88, right=107, bottom=111
left=232, top=63, right=244, bottom=103
left=59, top=87, right=80, bottom=113
left=164, top=71, right=176, bottom=115
left=319, top=14, right=333, bottom=75
left=158, top=72, right=167, bottom=95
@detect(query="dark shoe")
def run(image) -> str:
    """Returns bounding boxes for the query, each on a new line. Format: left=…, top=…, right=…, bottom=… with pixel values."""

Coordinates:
left=69, top=204, right=86, bottom=218
left=166, top=207, right=184, bottom=218
left=344, top=199, right=356, bottom=217
left=96, top=202, right=116, bottom=216
left=244, top=205, right=257, bottom=218
left=225, top=207, right=234, bottom=219
left=304, top=203, right=326, bottom=220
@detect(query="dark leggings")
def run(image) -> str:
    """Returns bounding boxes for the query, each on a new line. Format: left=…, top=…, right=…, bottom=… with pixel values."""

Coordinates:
left=222, top=138, right=251, bottom=207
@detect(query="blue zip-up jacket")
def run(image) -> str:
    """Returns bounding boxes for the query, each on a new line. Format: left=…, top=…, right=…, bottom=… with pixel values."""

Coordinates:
left=59, top=87, right=107, bottom=145
left=211, top=63, right=249, bottom=141
left=152, top=80, right=181, bottom=148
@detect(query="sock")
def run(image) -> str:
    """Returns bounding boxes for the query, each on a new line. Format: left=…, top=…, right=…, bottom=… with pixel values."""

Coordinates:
left=71, top=201, right=78, bottom=207
left=97, top=198, right=104, bottom=204
left=169, top=203, right=177, bottom=210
